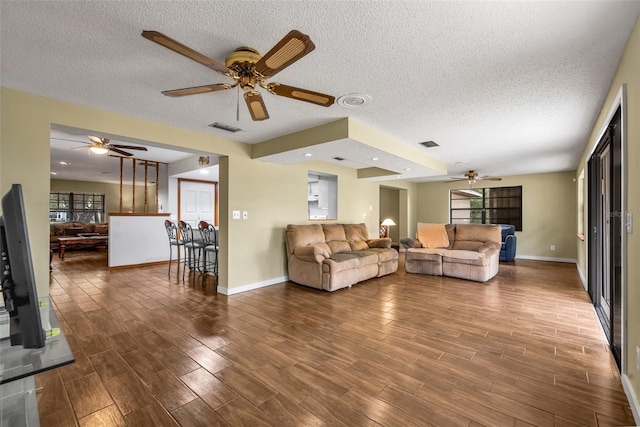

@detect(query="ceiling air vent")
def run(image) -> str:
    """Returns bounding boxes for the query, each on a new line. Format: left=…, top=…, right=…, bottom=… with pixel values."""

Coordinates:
left=209, top=122, right=241, bottom=133
left=137, top=162, right=157, bottom=167
left=419, top=140, right=439, bottom=148
left=332, top=156, right=345, bottom=161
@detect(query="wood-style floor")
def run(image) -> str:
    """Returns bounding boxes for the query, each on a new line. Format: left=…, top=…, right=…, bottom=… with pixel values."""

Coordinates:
left=36, top=248, right=634, bottom=426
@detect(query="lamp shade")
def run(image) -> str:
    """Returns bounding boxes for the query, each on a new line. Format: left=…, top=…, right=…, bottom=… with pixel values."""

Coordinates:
left=381, top=218, right=396, bottom=226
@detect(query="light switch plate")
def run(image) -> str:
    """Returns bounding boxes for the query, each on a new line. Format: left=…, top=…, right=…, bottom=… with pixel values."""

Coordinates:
left=232, top=210, right=240, bottom=219
left=242, top=211, right=248, bottom=220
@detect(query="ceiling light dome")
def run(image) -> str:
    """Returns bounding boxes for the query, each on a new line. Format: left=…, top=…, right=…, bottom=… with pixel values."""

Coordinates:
left=337, top=93, right=372, bottom=108
left=90, top=145, right=109, bottom=155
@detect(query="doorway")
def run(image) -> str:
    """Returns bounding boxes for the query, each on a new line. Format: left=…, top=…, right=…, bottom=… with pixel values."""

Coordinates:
left=379, top=187, right=400, bottom=243
left=587, top=106, right=623, bottom=369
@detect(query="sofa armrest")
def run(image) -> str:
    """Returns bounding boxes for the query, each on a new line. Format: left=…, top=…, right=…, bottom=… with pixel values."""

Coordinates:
left=293, top=244, right=331, bottom=263
left=400, top=237, right=423, bottom=249
left=367, top=238, right=392, bottom=249
left=478, top=242, right=501, bottom=253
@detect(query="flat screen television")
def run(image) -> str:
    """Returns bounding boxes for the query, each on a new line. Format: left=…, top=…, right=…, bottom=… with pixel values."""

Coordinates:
left=0, top=184, right=45, bottom=348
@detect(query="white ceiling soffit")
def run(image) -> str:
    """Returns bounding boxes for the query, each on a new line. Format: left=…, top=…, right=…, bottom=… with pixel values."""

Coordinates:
left=256, top=138, right=443, bottom=181
left=2, top=2, right=640, bottom=181
left=50, top=125, right=219, bottom=184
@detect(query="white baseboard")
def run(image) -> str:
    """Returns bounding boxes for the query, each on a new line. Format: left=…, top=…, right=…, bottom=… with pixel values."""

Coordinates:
left=217, top=275, right=288, bottom=295
left=622, top=374, right=640, bottom=425
left=515, top=255, right=577, bottom=263
left=577, top=264, right=587, bottom=290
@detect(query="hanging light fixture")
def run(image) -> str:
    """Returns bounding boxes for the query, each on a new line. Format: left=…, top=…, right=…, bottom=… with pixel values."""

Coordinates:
left=89, top=144, right=109, bottom=155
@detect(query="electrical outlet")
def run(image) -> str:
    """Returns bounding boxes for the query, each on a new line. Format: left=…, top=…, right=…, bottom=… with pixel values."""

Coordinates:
left=242, top=211, right=248, bottom=220
left=550, top=245, right=556, bottom=251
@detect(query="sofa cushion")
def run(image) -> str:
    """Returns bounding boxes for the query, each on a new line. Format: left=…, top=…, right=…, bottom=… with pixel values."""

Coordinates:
left=323, top=254, right=360, bottom=273
left=445, top=224, right=456, bottom=249
left=344, top=223, right=369, bottom=242
left=349, top=240, right=369, bottom=251
left=327, top=241, right=351, bottom=254
left=322, top=224, right=346, bottom=241
left=94, top=224, right=109, bottom=235
left=343, top=250, right=380, bottom=266
left=452, top=240, right=484, bottom=251
left=286, top=224, right=325, bottom=255
left=363, top=248, right=398, bottom=263
left=417, top=223, right=450, bottom=248
left=405, top=248, right=445, bottom=262
left=442, top=250, right=489, bottom=267
left=454, top=224, right=501, bottom=245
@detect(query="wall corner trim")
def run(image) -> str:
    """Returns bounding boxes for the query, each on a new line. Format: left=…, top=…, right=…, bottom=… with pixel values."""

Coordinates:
left=217, top=276, right=289, bottom=295
left=622, top=374, right=640, bottom=425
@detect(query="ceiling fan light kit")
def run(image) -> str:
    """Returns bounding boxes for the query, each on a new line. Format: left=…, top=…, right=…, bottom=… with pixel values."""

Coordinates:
left=142, top=29, right=335, bottom=121
left=89, top=145, right=109, bottom=155
left=447, top=170, right=503, bottom=185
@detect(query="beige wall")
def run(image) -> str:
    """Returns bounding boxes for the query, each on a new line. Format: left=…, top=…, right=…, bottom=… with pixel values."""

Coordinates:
left=380, top=187, right=400, bottom=243
left=50, top=179, right=158, bottom=219
left=416, top=171, right=578, bottom=260
left=575, top=17, right=640, bottom=402
left=0, top=87, right=245, bottom=297
left=0, top=87, right=403, bottom=297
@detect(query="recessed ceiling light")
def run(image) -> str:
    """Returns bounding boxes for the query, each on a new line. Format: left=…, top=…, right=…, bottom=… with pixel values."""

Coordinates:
left=337, top=93, right=372, bottom=108
left=304, top=153, right=313, bottom=157
left=59, top=161, right=70, bottom=165
left=50, top=172, right=57, bottom=175
left=371, top=157, right=379, bottom=161
left=199, top=169, right=209, bottom=175
left=404, top=168, right=412, bottom=171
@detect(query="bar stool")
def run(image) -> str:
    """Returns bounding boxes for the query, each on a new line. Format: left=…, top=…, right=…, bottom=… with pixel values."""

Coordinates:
left=198, top=221, right=219, bottom=286
left=178, top=221, right=205, bottom=283
left=164, top=220, right=184, bottom=279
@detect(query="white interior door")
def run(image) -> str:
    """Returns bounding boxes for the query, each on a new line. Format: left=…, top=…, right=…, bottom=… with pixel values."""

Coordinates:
left=179, top=180, right=216, bottom=228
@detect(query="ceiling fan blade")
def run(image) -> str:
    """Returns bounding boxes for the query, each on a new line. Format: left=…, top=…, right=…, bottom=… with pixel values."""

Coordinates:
left=141, top=30, right=229, bottom=74
left=479, top=177, right=502, bottom=181
left=108, top=147, right=134, bottom=157
left=244, top=91, right=269, bottom=121
left=110, top=144, right=148, bottom=151
left=89, top=136, right=107, bottom=144
left=162, top=83, right=231, bottom=97
left=254, top=30, right=315, bottom=78
left=267, top=83, right=334, bottom=107
left=446, top=178, right=468, bottom=183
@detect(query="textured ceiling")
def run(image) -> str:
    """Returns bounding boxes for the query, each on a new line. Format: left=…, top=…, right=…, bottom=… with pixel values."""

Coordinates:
left=2, top=1, right=639, bottom=182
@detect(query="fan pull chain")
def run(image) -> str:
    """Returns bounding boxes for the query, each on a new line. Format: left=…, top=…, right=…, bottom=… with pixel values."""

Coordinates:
left=236, top=86, right=240, bottom=122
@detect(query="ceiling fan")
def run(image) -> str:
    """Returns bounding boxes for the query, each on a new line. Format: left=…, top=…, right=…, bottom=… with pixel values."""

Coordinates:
left=55, top=136, right=149, bottom=157
left=141, top=29, right=335, bottom=121
left=447, top=170, right=502, bottom=184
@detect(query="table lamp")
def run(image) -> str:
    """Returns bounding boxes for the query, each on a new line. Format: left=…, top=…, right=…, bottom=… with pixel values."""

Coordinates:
left=381, top=218, right=396, bottom=238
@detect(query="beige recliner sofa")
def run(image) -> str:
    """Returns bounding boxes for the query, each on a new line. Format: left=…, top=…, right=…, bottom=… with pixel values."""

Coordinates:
left=285, top=223, right=399, bottom=291
left=401, top=223, right=501, bottom=282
